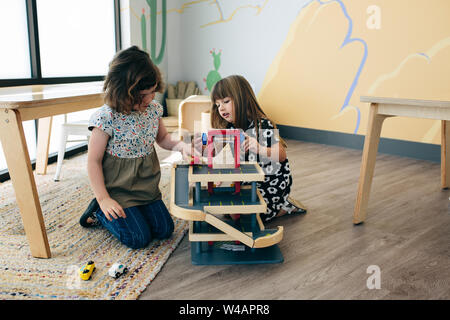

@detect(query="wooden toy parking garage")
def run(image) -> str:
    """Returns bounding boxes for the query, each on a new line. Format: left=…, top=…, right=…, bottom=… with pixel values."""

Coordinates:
left=169, top=129, right=284, bottom=265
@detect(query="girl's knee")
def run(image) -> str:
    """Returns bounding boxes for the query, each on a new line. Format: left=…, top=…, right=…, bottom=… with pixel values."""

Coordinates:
left=120, top=230, right=152, bottom=249
left=118, top=207, right=152, bottom=248
left=144, top=200, right=174, bottom=239
left=159, top=219, right=174, bottom=239
left=153, top=216, right=174, bottom=239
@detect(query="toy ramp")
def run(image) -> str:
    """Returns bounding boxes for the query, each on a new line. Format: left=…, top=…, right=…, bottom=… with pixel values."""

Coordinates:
left=204, top=212, right=283, bottom=248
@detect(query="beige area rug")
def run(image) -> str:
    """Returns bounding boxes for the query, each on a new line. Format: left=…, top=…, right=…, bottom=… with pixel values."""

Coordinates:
left=0, top=152, right=187, bottom=300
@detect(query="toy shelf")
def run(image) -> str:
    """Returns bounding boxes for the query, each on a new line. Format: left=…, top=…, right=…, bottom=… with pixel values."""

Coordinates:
left=170, top=162, right=284, bottom=265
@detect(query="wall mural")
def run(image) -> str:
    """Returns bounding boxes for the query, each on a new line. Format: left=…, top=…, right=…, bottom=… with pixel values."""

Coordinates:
left=318, top=0, right=368, bottom=134
left=203, top=49, right=222, bottom=92
left=199, top=0, right=269, bottom=28
left=140, top=0, right=166, bottom=65
left=127, top=0, right=450, bottom=145
left=260, top=0, right=368, bottom=134
left=258, top=0, right=450, bottom=144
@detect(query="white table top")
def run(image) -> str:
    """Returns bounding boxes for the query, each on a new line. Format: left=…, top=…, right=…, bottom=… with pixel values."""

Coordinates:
left=0, top=82, right=104, bottom=109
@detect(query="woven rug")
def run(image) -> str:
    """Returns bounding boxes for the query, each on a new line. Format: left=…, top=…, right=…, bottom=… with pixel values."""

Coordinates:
left=0, top=152, right=187, bottom=300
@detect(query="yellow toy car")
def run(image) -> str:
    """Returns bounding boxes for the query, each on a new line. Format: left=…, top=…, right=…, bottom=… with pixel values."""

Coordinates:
left=79, top=260, right=96, bottom=281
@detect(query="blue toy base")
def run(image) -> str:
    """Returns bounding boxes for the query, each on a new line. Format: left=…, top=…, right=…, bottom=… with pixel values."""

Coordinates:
left=189, top=215, right=284, bottom=265
left=173, top=164, right=284, bottom=265
left=190, top=242, right=284, bottom=265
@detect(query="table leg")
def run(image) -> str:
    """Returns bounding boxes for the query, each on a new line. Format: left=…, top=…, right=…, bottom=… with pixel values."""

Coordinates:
left=0, top=109, right=51, bottom=258
left=35, top=116, right=53, bottom=175
left=441, top=120, right=450, bottom=189
left=353, top=103, right=388, bottom=224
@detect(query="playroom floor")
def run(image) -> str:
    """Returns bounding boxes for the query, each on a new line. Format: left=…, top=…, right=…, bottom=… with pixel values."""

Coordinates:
left=137, top=139, right=450, bottom=300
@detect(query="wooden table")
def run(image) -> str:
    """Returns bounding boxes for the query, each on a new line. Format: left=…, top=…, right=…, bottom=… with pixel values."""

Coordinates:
left=354, top=96, right=450, bottom=224
left=0, top=82, right=104, bottom=258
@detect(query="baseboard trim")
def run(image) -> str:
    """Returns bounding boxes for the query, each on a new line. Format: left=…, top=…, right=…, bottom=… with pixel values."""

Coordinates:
left=277, top=125, right=441, bottom=163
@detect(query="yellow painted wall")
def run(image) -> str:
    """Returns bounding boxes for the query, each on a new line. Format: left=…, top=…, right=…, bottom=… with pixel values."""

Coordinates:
left=259, top=0, right=450, bottom=144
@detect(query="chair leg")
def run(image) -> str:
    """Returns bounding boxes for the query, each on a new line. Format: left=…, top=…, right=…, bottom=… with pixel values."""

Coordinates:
left=54, top=127, right=68, bottom=181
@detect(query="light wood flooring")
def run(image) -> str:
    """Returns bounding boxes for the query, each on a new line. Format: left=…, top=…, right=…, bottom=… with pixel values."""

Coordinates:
left=139, top=139, right=450, bottom=300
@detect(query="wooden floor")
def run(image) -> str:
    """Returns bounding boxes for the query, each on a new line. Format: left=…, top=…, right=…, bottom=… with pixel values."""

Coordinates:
left=139, top=139, right=450, bottom=300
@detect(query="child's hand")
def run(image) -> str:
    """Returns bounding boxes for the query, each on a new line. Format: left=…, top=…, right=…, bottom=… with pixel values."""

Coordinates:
left=179, top=141, right=202, bottom=162
left=99, top=197, right=126, bottom=221
left=192, top=133, right=204, bottom=155
left=243, top=134, right=262, bottom=153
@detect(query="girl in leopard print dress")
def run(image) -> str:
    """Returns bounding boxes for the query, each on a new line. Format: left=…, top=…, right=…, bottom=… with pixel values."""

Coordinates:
left=210, top=75, right=306, bottom=222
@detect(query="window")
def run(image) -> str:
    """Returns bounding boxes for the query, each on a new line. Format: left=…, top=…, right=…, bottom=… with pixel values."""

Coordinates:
left=0, top=0, right=120, bottom=178
left=0, top=0, right=120, bottom=86
left=0, top=1, right=32, bottom=79
left=36, top=0, right=116, bottom=78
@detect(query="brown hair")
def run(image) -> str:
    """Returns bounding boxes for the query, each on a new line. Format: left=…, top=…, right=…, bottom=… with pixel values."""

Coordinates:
left=210, top=74, right=286, bottom=148
left=103, top=46, right=164, bottom=114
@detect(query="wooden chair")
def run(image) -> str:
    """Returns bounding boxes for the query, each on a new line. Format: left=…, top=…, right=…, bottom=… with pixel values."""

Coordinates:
left=178, top=95, right=211, bottom=139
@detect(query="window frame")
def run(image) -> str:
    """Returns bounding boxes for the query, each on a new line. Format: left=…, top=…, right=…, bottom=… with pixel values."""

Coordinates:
left=0, top=0, right=121, bottom=88
left=0, top=0, right=121, bottom=182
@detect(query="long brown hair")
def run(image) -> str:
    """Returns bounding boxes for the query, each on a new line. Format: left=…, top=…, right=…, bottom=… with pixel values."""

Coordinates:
left=103, top=46, right=164, bottom=114
left=210, top=75, right=286, bottom=148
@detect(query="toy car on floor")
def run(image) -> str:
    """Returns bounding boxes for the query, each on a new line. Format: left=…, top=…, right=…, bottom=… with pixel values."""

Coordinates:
left=108, top=263, right=129, bottom=279
left=79, top=260, right=96, bottom=281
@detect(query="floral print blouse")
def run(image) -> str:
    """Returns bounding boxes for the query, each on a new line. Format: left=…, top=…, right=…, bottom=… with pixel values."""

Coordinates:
left=88, top=102, right=163, bottom=158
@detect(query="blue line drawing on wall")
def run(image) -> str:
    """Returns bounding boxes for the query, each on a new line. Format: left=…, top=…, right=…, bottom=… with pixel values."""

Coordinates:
left=417, top=52, right=431, bottom=62
left=301, top=0, right=368, bottom=134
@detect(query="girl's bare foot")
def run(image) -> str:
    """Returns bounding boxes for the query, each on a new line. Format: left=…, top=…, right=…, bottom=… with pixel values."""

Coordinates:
left=276, top=207, right=300, bottom=218
left=276, top=209, right=287, bottom=217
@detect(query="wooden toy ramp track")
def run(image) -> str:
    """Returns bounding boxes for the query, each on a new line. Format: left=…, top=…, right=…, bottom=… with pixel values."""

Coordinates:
left=170, top=163, right=284, bottom=265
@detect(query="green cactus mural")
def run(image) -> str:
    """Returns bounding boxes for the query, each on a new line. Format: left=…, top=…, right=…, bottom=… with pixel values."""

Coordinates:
left=141, top=0, right=167, bottom=65
left=141, top=8, right=147, bottom=51
left=203, top=49, right=222, bottom=92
